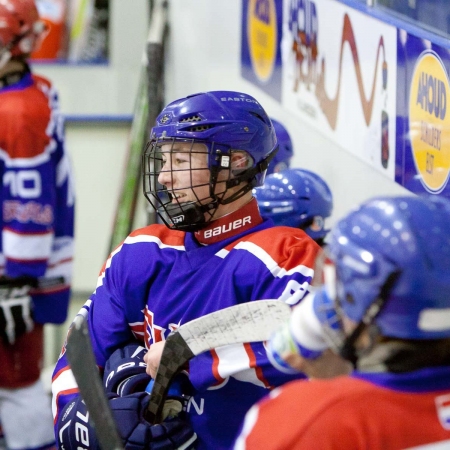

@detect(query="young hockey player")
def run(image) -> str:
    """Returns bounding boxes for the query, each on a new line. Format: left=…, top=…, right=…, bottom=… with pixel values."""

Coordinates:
left=235, top=195, right=450, bottom=449
left=0, top=1, right=75, bottom=449
left=53, top=91, right=320, bottom=450
left=254, top=168, right=333, bottom=246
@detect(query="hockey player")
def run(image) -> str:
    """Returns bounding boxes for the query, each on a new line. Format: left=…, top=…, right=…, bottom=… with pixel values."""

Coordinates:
left=254, top=168, right=333, bottom=246
left=234, top=195, right=450, bottom=449
left=0, top=1, right=75, bottom=450
left=52, top=91, right=320, bottom=450
left=266, top=118, right=293, bottom=174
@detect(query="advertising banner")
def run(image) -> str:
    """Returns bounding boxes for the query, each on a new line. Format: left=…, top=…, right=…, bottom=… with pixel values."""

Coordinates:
left=241, top=0, right=450, bottom=199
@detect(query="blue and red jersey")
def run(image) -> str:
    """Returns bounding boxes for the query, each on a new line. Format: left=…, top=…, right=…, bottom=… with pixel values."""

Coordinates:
left=52, top=199, right=320, bottom=449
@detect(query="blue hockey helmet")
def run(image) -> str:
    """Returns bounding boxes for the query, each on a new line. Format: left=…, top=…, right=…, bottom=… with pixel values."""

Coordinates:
left=267, top=118, right=293, bottom=175
left=326, top=195, right=450, bottom=340
left=254, top=168, right=333, bottom=242
left=143, top=91, right=278, bottom=231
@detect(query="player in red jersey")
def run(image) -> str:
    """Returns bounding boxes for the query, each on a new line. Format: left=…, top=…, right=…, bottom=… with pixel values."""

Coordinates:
left=0, top=1, right=74, bottom=450
left=236, top=195, right=450, bottom=450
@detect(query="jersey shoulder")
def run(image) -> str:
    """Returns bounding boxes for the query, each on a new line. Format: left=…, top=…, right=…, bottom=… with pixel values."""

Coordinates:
left=226, top=225, right=321, bottom=268
left=125, top=223, right=186, bottom=249
left=0, top=73, right=53, bottom=160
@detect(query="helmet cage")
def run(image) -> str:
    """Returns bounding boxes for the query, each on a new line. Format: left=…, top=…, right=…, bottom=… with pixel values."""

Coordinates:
left=142, top=136, right=276, bottom=231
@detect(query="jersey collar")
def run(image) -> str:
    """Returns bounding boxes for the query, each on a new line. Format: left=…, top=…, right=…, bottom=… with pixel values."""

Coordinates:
left=194, top=198, right=263, bottom=245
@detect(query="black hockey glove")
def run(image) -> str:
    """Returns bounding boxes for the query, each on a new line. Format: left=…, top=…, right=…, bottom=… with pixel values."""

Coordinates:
left=58, top=393, right=197, bottom=450
left=103, top=343, right=195, bottom=420
left=103, top=343, right=151, bottom=396
left=0, top=276, right=36, bottom=345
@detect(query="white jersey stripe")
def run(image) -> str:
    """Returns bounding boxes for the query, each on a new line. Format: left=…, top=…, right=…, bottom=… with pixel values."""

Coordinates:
left=233, top=241, right=315, bottom=278
left=214, top=344, right=266, bottom=388
left=3, top=229, right=53, bottom=260
left=51, top=368, right=78, bottom=418
left=124, top=234, right=186, bottom=251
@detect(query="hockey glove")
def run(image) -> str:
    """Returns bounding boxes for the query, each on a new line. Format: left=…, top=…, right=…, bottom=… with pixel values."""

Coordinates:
left=110, top=392, right=197, bottom=450
left=57, top=393, right=197, bottom=450
left=267, top=287, right=344, bottom=372
left=145, top=371, right=195, bottom=420
left=104, top=343, right=151, bottom=396
left=0, top=276, right=35, bottom=345
left=104, top=343, right=195, bottom=420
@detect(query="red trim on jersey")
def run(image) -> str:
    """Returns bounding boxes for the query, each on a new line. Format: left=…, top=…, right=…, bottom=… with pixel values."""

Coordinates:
left=129, top=224, right=186, bottom=247
left=244, top=342, right=271, bottom=388
left=3, top=226, right=53, bottom=236
left=53, top=387, right=80, bottom=425
left=47, top=256, right=73, bottom=268
left=195, top=198, right=263, bottom=245
left=211, top=349, right=226, bottom=384
left=6, top=256, right=48, bottom=264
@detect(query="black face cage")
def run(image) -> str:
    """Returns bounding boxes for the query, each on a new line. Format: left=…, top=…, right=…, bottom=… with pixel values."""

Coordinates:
left=143, top=138, right=235, bottom=231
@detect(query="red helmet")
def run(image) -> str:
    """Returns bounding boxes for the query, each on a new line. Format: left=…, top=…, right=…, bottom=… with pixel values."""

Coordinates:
left=0, top=0, right=45, bottom=67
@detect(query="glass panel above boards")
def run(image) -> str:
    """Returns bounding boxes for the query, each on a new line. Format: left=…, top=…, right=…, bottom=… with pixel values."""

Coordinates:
left=374, top=0, right=450, bottom=39
left=31, top=0, right=109, bottom=64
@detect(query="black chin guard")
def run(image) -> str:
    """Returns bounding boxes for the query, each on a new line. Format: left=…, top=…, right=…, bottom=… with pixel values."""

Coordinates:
left=161, top=202, right=207, bottom=232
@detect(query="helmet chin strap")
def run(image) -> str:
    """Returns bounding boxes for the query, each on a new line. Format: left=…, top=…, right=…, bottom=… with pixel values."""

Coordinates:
left=163, top=201, right=210, bottom=232
left=339, top=270, right=401, bottom=366
left=217, top=147, right=279, bottom=206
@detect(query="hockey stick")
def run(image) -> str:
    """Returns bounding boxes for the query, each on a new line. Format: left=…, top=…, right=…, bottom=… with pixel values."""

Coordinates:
left=66, top=314, right=123, bottom=450
left=108, top=0, right=168, bottom=252
left=145, top=299, right=291, bottom=424
left=66, top=300, right=291, bottom=448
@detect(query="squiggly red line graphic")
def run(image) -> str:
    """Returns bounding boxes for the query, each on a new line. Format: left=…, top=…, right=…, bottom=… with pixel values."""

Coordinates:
left=294, top=13, right=387, bottom=130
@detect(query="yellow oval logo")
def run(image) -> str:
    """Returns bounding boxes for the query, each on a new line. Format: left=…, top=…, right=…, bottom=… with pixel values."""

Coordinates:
left=247, top=0, right=277, bottom=82
left=409, top=51, right=450, bottom=193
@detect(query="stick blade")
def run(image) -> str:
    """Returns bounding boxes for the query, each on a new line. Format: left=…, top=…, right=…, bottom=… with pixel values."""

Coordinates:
left=146, top=300, right=291, bottom=424
left=178, top=300, right=291, bottom=355
left=66, top=316, right=123, bottom=450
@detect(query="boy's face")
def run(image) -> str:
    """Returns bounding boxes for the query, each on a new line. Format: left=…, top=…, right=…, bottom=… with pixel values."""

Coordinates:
left=157, top=141, right=212, bottom=206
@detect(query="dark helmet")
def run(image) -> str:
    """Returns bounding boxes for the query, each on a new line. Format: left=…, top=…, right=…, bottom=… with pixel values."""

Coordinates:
left=143, top=91, right=278, bottom=231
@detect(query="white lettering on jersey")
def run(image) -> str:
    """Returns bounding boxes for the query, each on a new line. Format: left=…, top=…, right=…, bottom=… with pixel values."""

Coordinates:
left=278, top=280, right=310, bottom=305
left=3, top=170, right=42, bottom=198
left=187, top=397, right=205, bottom=415
left=204, top=216, right=251, bottom=239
